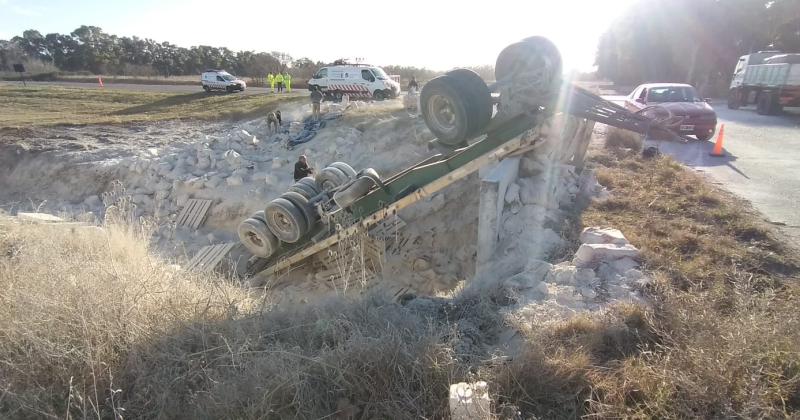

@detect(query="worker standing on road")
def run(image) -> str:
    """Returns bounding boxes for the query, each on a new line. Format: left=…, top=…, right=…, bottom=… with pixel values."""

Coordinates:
left=408, top=76, right=419, bottom=92
left=294, top=155, right=314, bottom=181
left=285, top=72, right=292, bottom=92
left=275, top=72, right=285, bottom=93
left=310, top=85, right=323, bottom=121
left=268, top=73, right=275, bottom=93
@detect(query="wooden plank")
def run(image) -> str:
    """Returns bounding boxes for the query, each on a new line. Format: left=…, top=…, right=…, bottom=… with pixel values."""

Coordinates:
left=177, top=199, right=213, bottom=229
left=187, top=243, right=236, bottom=272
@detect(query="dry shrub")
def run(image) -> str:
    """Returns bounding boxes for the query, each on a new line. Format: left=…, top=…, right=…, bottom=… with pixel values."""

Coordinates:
left=0, top=217, right=254, bottom=418
left=121, top=295, right=462, bottom=419
left=604, top=127, right=643, bottom=152
left=486, top=305, right=658, bottom=419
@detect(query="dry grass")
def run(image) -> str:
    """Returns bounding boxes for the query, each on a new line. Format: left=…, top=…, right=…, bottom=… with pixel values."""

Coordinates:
left=0, top=85, right=303, bottom=127
left=572, top=148, right=800, bottom=418
left=604, top=126, right=643, bottom=152
left=0, top=216, right=255, bottom=418
left=0, top=215, right=465, bottom=418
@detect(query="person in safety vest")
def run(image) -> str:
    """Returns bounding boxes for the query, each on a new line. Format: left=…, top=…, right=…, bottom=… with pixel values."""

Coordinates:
left=275, top=73, right=285, bottom=93
left=267, top=73, right=275, bottom=93
left=285, top=73, right=292, bottom=92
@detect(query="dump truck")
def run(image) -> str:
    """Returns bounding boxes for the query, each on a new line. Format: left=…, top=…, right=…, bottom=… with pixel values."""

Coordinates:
left=236, top=36, right=676, bottom=281
left=727, top=51, right=800, bottom=115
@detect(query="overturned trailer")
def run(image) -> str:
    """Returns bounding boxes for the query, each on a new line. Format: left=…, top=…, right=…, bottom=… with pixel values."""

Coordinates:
left=237, top=36, right=667, bottom=281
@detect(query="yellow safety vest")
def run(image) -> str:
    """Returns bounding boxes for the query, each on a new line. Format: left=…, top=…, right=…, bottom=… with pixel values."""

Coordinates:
left=275, top=74, right=284, bottom=83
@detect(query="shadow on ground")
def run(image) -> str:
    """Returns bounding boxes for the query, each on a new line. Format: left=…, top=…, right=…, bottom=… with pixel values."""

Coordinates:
left=110, top=92, right=211, bottom=115
left=647, top=137, right=749, bottom=179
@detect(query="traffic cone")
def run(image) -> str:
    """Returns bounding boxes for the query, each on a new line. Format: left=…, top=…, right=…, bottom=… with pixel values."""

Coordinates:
left=709, top=124, right=725, bottom=157
left=98, top=76, right=104, bottom=88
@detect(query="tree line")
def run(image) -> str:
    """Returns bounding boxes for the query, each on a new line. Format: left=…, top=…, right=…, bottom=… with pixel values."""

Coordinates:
left=0, top=25, right=327, bottom=80
left=0, top=25, right=459, bottom=84
left=595, top=0, right=800, bottom=94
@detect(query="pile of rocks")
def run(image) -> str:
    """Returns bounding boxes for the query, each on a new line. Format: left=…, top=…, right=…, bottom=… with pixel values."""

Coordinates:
left=501, top=226, right=648, bottom=325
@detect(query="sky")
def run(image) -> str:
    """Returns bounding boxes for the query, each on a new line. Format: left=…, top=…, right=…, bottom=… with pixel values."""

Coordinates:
left=0, top=0, right=636, bottom=71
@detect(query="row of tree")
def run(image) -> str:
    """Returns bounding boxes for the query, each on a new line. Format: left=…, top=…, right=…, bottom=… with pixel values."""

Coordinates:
left=0, top=26, right=327, bottom=80
left=595, top=0, right=800, bottom=94
left=0, top=25, right=460, bottom=85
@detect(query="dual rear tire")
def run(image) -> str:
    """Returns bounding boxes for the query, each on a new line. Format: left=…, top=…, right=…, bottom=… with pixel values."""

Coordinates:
left=756, top=92, right=783, bottom=115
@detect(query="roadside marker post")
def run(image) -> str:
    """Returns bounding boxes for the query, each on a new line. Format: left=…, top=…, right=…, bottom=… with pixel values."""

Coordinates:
left=710, top=124, right=725, bottom=157
left=98, top=76, right=104, bottom=88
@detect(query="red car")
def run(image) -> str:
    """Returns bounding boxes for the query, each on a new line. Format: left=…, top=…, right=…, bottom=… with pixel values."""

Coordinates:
left=624, top=83, right=718, bottom=141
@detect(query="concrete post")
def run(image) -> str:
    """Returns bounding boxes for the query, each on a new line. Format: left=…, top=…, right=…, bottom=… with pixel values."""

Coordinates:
left=449, top=381, right=491, bottom=420
left=476, top=157, right=520, bottom=268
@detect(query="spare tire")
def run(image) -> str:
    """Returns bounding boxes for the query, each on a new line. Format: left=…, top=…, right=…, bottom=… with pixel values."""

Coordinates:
left=238, top=217, right=279, bottom=258
left=265, top=197, right=308, bottom=243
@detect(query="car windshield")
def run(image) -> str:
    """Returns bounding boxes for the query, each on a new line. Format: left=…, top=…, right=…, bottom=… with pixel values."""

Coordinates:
left=647, top=86, right=701, bottom=103
left=371, top=67, right=388, bottom=80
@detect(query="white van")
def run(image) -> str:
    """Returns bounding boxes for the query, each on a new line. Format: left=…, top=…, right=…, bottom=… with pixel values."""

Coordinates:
left=308, top=64, right=400, bottom=100
left=201, top=70, right=247, bottom=93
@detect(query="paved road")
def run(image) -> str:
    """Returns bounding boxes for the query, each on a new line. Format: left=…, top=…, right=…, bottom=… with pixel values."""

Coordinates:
left=5, top=80, right=277, bottom=95
left=611, top=97, right=800, bottom=242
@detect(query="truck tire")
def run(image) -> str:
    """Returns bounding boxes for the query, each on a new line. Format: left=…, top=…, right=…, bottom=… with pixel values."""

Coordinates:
left=265, top=198, right=308, bottom=243
left=315, top=166, right=349, bottom=191
left=238, top=217, right=279, bottom=258
left=445, top=69, right=492, bottom=136
left=333, top=176, right=376, bottom=209
left=226, top=86, right=234, bottom=93
left=373, top=90, right=386, bottom=101
left=203, top=85, right=211, bottom=93
left=495, top=36, right=562, bottom=106
left=769, top=93, right=783, bottom=115
left=253, top=210, right=267, bottom=223
left=757, top=92, right=780, bottom=115
left=288, top=182, right=318, bottom=199
left=727, top=89, right=740, bottom=109
left=297, top=176, right=319, bottom=190
left=329, top=162, right=357, bottom=179
left=421, top=75, right=471, bottom=147
left=281, top=191, right=318, bottom=227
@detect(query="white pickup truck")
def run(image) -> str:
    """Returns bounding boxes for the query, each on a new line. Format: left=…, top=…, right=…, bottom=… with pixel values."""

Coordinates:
left=728, top=52, right=800, bottom=115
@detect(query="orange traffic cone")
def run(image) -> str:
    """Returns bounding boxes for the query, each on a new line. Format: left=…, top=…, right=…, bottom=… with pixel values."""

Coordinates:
left=98, top=76, right=104, bottom=88
left=709, top=124, right=725, bottom=157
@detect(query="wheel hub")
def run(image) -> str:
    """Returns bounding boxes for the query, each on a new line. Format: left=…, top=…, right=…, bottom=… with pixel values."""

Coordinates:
left=429, top=95, right=457, bottom=134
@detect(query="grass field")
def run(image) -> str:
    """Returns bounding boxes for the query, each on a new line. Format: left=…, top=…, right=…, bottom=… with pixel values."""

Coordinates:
left=0, top=84, right=304, bottom=127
